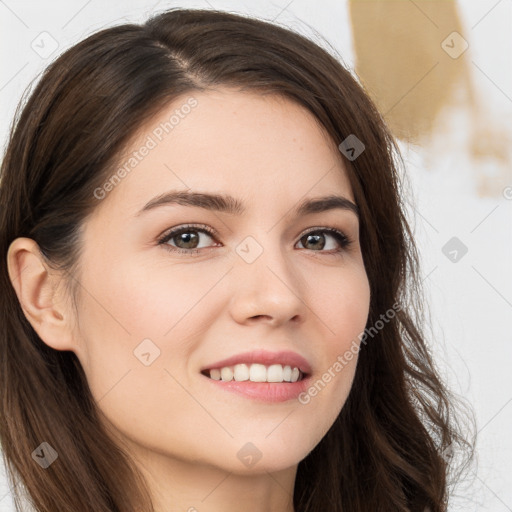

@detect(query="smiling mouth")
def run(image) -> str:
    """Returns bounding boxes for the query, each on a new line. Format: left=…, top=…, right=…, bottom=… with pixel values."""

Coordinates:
left=201, top=363, right=307, bottom=383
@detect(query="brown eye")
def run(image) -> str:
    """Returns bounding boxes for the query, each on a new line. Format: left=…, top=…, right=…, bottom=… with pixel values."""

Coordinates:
left=300, top=232, right=326, bottom=250
left=158, top=224, right=218, bottom=253
left=172, top=230, right=201, bottom=249
left=296, top=228, right=351, bottom=253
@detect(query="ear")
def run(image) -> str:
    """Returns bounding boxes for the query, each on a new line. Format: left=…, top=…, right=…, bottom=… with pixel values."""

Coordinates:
left=7, top=237, right=77, bottom=353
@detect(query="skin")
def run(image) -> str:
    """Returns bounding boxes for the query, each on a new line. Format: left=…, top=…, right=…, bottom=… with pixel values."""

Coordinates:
left=8, top=88, right=371, bottom=512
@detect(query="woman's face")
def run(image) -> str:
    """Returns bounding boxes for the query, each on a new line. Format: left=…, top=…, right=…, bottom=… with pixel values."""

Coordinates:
left=70, top=88, right=370, bottom=475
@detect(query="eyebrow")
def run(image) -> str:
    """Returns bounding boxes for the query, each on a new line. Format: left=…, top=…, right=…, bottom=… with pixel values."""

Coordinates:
left=135, top=190, right=359, bottom=219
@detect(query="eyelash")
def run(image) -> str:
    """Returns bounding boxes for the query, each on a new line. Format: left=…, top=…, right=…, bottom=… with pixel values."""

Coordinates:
left=157, top=223, right=353, bottom=257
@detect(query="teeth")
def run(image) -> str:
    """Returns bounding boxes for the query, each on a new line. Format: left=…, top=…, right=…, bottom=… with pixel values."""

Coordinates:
left=233, top=364, right=249, bottom=381
left=210, top=368, right=221, bottom=380
left=220, top=367, right=233, bottom=382
left=267, top=364, right=283, bottom=382
left=249, top=363, right=267, bottom=382
left=208, top=363, right=303, bottom=383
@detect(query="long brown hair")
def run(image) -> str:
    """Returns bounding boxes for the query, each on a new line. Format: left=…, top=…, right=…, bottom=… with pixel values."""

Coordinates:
left=0, top=7, right=475, bottom=511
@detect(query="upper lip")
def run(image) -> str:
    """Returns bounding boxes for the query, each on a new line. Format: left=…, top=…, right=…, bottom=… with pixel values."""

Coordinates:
left=201, top=349, right=312, bottom=375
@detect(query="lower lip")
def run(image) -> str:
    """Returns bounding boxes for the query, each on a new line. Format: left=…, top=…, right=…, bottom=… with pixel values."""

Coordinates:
left=202, top=374, right=311, bottom=403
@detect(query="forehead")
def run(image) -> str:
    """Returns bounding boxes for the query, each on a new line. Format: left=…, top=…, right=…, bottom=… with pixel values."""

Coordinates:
left=92, top=88, right=353, bottom=219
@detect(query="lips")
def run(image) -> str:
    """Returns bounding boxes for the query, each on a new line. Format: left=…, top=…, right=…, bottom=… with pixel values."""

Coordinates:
left=200, top=349, right=313, bottom=402
left=200, top=349, right=313, bottom=376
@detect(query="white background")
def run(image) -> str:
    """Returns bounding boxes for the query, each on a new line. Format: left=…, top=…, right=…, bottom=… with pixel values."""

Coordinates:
left=1, top=1, right=511, bottom=510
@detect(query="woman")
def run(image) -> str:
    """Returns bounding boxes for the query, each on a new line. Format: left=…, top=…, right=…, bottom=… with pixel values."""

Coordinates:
left=0, top=7, right=474, bottom=512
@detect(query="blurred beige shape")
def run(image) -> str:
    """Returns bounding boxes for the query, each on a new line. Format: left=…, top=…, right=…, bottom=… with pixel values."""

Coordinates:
left=348, top=0, right=511, bottom=198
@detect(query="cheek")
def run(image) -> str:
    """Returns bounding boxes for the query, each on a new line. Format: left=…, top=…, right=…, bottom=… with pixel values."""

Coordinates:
left=317, top=264, right=371, bottom=350
left=71, top=263, right=201, bottom=450
left=299, top=264, right=370, bottom=416
left=77, top=250, right=219, bottom=346
left=105, top=253, right=228, bottom=336
left=73, top=254, right=225, bottom=399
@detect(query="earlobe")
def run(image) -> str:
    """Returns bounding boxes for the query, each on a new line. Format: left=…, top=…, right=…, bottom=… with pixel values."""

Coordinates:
left=6, top=237, right=76, bottom=352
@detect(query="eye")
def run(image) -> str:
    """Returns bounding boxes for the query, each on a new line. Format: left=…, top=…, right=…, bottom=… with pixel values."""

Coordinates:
left=157, top=224, right=219, bottom=254
left=157, top=224, right=353, bottom=256
left=296, top=227, right=352, bottom=255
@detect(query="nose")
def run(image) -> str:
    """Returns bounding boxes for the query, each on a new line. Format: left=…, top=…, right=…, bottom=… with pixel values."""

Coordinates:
left=228, top=236, right=307, bottom=328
